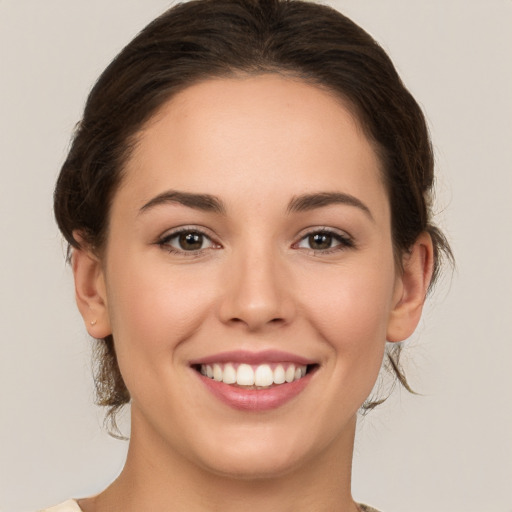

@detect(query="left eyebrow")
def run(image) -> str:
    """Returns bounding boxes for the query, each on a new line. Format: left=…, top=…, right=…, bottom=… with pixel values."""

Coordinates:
left=287, top=192, right=374, bottom=222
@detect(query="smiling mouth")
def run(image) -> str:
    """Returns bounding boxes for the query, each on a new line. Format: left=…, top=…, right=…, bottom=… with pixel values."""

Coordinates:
left=193, top=362, right=317, bottom=389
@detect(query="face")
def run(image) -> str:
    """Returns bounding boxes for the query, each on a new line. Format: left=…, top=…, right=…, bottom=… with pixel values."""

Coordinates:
left=87, top=75, right=407, bottom=478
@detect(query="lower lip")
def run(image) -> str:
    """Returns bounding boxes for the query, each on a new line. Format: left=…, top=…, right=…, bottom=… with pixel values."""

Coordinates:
left=196, top=372, right=313, bottom=411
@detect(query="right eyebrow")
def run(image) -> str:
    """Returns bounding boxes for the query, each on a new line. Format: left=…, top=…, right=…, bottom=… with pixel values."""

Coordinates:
left=139, top=190, right=226, bottom=215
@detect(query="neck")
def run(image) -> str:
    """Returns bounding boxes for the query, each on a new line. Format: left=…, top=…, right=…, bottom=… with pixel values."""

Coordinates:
left=81, top=413, right=359, bottom=512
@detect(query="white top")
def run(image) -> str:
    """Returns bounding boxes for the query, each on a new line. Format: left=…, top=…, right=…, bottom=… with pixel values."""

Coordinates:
left=40, top=499, right=380, bottom=512
left=40, top=500, right=82, bottom=512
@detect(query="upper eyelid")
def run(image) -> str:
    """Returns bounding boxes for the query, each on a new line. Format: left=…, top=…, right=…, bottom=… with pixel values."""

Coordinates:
left=158, top=225, right=217, bottom=242
left=295, top=226, right=353, bottom=240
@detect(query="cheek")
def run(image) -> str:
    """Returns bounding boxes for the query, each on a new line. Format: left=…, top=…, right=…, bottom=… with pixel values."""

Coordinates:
left=300, top=260, right=396, bottom=372
left=104, top=254, right=214, bottom=356
left=102, top=255, right=218, bottom=408
left=304, top=275, right=394, bottom=417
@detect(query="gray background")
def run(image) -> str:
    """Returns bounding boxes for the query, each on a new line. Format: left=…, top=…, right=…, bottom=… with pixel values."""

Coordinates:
left=1, top=1, right=511, bottom=511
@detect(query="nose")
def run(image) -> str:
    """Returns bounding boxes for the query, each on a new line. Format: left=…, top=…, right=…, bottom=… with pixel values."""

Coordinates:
left=218, top=246, right=295, bottom=332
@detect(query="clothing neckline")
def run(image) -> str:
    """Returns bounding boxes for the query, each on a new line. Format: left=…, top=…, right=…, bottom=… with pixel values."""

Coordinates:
left=67, top=498, right=379, bottom=512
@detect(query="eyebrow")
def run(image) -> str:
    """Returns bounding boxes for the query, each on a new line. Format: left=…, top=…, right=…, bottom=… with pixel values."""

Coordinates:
left=139, top=190, right=226, bottom=215
left=287, top=192, right=374, bottom=221
left=139, top=189, right=373, bottom=220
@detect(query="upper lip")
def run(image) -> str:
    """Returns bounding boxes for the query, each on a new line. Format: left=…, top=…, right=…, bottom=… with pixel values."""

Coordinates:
left=189, top=350, right=317, bottom=366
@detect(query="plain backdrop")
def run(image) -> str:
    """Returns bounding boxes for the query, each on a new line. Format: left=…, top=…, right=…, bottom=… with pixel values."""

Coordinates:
left=1, top=1, right=511, bottom=511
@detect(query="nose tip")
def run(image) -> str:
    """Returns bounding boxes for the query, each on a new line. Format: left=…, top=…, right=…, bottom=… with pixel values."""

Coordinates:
left=227, top=302, right=286, bottom=331
left=218, top=253, right=294, bottom=331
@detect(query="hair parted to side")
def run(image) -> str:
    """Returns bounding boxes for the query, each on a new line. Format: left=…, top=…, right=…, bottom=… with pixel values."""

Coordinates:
left=54, top=0, right=453, bottom=436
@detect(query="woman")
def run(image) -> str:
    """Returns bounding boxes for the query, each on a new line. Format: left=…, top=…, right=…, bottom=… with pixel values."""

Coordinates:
left=48, top=0, right=451, bottom=510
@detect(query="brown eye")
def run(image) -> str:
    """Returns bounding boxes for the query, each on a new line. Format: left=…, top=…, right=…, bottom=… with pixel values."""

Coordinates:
left=178, top=232, right=204, bottom=251
left=160, top=230, right=216, bottom=253
left=295, top=229, right=353, bottom=252
left=308, top=233, right=333, bottom=250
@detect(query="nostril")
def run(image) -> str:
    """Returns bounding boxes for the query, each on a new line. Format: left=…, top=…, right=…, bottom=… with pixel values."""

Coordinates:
left=227, top=316, right=286, bottom=328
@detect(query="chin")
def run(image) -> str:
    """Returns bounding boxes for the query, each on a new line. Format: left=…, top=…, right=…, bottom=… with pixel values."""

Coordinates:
left=189, top=424, right=324, bottom=481
left=199, top=449, right=306, bottom=481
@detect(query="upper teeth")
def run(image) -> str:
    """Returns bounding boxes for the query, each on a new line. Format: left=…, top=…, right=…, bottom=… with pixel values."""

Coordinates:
left=200, top=363, right=307, bottom=387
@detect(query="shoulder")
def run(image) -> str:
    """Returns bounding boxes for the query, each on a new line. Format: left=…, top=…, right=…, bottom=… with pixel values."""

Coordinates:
left=38, top=500, right=82, bottom=512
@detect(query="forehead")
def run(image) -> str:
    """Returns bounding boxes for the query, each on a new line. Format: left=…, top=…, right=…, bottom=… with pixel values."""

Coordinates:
left=120, top=74, right=388, bottom=219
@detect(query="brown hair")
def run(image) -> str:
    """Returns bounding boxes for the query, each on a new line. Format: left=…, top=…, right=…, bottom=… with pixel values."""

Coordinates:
left=54, top=0, right=453, bottom=434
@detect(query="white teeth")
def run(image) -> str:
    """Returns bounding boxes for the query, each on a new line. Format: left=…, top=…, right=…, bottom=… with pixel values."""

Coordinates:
left=222, top=363, right=237, bottom=384
left=213, top=364, right=223, bottom=382
left=200, top=362, right=309, bottom=387
left=274, top=364, right=286, bottom=384
left=237, top=364, right=255, bottom=385
left=254, top=364, right=274, bottom=387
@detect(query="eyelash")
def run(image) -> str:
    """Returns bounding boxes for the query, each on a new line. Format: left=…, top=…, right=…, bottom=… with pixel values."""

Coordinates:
left=157, top=227, right=354, bottom=256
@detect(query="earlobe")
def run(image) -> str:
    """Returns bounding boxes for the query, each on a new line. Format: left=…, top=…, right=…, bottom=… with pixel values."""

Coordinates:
left=387, top=232, right=434, bottom=343
left=72, top=238, right=111, bottom=339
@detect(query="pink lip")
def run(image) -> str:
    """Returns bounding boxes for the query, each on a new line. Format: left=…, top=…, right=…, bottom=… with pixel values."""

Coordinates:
left=190, top=350, right=317, bottom=412
left=189, top=349, right=316, bottom=366
left=197, top=371, right=314, bottom=411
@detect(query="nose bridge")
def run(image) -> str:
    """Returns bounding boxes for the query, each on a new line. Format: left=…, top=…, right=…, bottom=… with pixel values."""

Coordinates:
left=219, top=239, right=292, bottom=330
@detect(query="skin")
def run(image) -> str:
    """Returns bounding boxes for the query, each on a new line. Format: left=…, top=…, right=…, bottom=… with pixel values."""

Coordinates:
left=73, top=75, right=433, bottom=512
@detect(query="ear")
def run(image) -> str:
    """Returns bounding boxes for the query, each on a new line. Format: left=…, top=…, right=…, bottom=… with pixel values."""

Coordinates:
left=72, top=235, right=111, bottom=339
left=387, top=232, right=434, bottom=343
